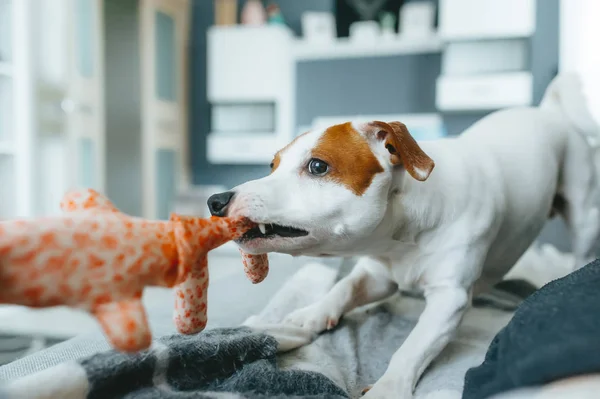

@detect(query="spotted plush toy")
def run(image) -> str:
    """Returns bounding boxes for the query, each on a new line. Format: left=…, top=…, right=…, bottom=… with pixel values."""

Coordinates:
left=0, top=188, right=269, bottom=352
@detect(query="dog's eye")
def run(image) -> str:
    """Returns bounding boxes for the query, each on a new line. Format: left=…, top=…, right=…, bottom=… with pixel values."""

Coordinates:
left=269, top=162, right=274, bottom=169
left=308, top=158, right=329, bottom=176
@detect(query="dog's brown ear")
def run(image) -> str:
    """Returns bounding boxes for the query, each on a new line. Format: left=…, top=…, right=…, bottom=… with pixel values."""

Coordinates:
left=368, top=121, right=435, bottom=181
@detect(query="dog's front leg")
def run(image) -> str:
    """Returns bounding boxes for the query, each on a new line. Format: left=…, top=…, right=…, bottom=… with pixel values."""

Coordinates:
left=283, top=257, right=398, bottom=333
left=362, top=285, right=470, bottom=399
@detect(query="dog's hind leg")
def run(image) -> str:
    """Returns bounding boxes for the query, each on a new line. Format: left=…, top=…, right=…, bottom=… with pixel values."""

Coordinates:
left=567, top=196, right=600, bottom=269
left=558, top=146, right=600, bottom=269
left=542, top=74, right=600, bottom=269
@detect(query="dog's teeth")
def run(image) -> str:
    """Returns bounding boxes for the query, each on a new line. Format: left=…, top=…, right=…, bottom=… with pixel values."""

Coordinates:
left=258, top=224, right=266, bottom=234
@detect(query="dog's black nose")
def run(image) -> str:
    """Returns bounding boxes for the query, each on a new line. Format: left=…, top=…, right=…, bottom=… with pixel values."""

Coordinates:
left=207, top=191, right=235, bottom=216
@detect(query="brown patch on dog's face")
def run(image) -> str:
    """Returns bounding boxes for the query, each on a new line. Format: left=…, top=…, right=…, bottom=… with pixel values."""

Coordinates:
left=310, top=122, right=384, bottom=196
left=270, top=131, right=309, bottom=174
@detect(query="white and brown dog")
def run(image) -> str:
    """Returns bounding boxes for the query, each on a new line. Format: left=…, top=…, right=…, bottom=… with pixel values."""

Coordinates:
left=207, top=74, right=600, bottom=398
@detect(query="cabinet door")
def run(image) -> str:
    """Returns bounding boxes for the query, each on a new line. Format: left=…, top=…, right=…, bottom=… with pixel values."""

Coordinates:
left=33, top=0, right=104, bottom=216
left=140, top=0, right=190, bottom=219
left=66, top=0, right=105, bottom=191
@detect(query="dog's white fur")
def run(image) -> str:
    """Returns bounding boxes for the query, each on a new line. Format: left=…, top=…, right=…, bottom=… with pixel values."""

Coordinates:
left=226, top=74, right=600, bottom=398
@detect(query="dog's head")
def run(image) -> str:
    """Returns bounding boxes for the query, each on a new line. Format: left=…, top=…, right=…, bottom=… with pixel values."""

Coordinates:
left=207, top=121, right=435, bottom=257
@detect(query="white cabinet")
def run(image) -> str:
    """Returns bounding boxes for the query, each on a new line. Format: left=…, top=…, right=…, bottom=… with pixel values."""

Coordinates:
left=439, top=0, right=536, bottom=40
left=437, top=0, right=537, bottom=112
left=436, top=72, right=533, bottom=111
left=207, top=26, right=295, bottom=164
left=442, top=40, right=528, bottom=76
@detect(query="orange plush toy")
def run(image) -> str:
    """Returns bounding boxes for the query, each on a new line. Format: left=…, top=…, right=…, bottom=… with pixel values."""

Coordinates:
left=0, top=188, right=269, bottom=352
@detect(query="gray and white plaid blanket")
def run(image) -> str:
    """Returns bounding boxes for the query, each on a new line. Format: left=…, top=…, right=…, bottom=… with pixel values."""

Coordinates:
left=0, top=261, right=518, bottom=399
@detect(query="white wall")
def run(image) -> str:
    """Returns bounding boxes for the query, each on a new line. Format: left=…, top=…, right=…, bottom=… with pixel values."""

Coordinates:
left=560, top=0, right=600, bottom=123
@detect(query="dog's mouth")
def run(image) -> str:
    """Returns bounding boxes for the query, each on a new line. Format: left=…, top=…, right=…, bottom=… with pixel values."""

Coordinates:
left=239, top=223, right=309, bottom=241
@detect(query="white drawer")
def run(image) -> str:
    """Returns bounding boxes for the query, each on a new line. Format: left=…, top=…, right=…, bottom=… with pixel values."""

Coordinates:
left=207, top=133, right=281, bottom=164
left=439, top=0, right=536, bottom=40
left=211, top=103, right=275, bottom=133
left=442, top=40, right=528, bottom=75
left=436, top=72, right=533, bottom=111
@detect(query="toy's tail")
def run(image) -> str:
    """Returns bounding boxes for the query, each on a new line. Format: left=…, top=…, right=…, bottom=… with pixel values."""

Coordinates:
left=540, top=73, right=600, bottom=148
left=60, top=188, right=122, bottom=214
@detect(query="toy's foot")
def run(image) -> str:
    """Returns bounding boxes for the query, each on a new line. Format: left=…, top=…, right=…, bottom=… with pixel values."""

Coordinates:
left=94, top=297, right=152, bottom=352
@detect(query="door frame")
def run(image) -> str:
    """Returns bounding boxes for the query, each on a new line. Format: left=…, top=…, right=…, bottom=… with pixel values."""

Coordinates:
left=139, top=0, right=190, bottom=219
left=66, top=0, right=106, bottom=192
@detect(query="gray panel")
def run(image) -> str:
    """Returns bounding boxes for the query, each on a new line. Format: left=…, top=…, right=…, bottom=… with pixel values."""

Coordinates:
left=189, top=0, right=212, bottom=185
left=104, top=0, right=143, bottom=216
left=531, top=0, right=559, bottom=105
left=443, top=113, right=490, bottom=136
left=296, top=54, right=441, bottom=127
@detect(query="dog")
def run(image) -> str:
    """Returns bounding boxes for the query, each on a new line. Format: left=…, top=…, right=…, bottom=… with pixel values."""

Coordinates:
left=207, top=74, right=600, bottom=398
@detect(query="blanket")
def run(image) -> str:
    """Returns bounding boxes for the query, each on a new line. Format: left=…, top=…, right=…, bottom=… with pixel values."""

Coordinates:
left=463, top=258, right=600, bottom=399
left=0, top=261, right=514, bottom=399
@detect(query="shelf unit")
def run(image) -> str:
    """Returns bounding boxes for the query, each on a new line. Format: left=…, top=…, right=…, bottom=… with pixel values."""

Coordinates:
left=293, top=35, right=443, bottom=61
left=206, top=26, right=444, bottom=164
left=207, top=25, right=295, bottom=165
left=436, top=0, right=537, bottom=112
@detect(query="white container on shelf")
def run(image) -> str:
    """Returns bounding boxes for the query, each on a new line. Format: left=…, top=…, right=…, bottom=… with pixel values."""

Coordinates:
left=207, top=25, right=295, bottom=164
left=211, top=103, right=275, bottom=133
left=207, top=132, right=280, bottom=164
left=436, top=72, right=533, bottom=111
left=293, top=36, right=443, bottom=61
left=439, top=0, right=536, bottom=40
left=207, top=25, right=294, bottom=102
left=442, top=40, right=528, bottom=75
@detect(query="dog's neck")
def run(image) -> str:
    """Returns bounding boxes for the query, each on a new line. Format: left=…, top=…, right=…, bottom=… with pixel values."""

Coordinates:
left=371, top=168, right=447, bottom=255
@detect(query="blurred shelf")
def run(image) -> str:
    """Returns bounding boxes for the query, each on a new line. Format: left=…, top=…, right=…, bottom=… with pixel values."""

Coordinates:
left=0, top=62, right=11, bottom=77
left=438, top=0, right=535, bottom=41
left=436, top=71, right=533, bottom=112
left=207, top=132, right=280, bottom=164
left=293, top=35, right=443, bottom=61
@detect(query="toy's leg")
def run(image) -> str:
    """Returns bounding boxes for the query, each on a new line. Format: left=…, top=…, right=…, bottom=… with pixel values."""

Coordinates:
left=173, top=255, right=209, bottom=334
left=93, top=296, right=152, bottom=352
left=240, top=250, right=269, bottom=284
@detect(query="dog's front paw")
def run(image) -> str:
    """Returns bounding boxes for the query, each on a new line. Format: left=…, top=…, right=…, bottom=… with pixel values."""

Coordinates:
left=283, top=302, right=340, bottom=333
left=361, top=379, right=412, bottom=399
